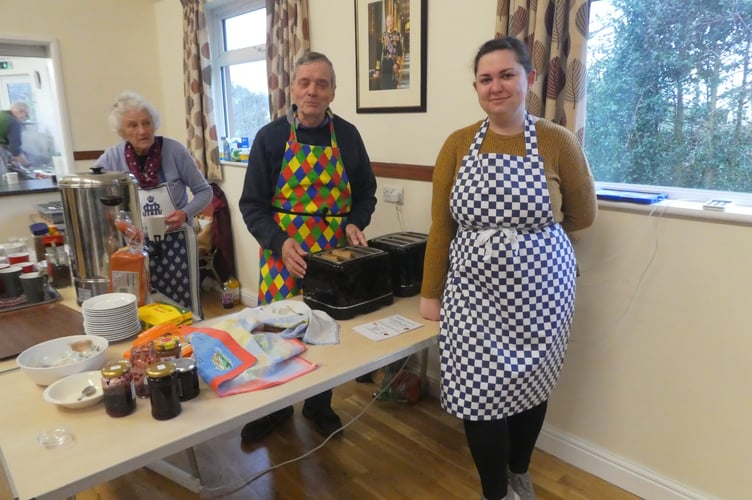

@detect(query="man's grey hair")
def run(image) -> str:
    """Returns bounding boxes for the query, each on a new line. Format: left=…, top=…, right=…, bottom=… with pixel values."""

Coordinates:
left=292, top=51, right=337, bottom=89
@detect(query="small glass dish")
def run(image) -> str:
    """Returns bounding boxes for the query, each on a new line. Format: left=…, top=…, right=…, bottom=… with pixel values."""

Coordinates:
left=37, top=427, right=74, bottom=449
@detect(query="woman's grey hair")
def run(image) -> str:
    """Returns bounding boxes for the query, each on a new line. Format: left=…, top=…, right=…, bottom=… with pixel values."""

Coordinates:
left=108, top=91, right=161, bottom=135
left=292, top=51, right=337, bottom=89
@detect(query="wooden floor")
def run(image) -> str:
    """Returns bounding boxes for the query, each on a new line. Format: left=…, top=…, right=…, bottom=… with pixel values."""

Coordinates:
left=3, top=289, right=643, bottom=499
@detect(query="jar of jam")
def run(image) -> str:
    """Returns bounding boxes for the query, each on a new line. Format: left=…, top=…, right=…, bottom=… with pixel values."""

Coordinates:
left=130, top=343, right=158, bottom=398
left=173, top=357, right=200, bottom=401
left=145, top=361, right=182, bottom=420
left=101, top=360, right=136, bottom=417
left=153, top=334, right=181, bottom=362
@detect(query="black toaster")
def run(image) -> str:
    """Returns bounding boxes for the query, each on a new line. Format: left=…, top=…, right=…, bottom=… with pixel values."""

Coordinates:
left=368, top=232, right=428, bottom=297
left=303, top=246, right=394, bottom=320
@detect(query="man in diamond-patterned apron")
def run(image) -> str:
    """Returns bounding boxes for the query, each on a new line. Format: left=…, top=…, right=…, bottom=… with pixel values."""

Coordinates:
left=420, top=38, right=596, bottom=500
left=239, top=52, right=377, bottom=444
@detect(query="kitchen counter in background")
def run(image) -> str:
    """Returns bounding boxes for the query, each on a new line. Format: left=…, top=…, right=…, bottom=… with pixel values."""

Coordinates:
left=0, top=178, right=59, bottom=197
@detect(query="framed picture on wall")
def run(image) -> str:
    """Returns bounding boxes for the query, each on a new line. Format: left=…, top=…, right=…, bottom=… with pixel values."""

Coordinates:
left=354, top=0, right=427, bottom=113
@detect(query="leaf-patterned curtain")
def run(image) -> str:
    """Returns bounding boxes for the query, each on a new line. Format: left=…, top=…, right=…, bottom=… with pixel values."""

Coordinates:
left=266, top=0, right=310, bottom=120
left=496, top=0, right=590, bottom=143
left=181, top=0, right=221, bottom=181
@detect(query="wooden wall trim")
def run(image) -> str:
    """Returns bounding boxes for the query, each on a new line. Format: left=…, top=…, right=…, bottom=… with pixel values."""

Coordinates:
left=73, top=152, right=434, bottom=182
left=372, top=162, right=433, bottom=181
left=73, top=150, right=103, bottom=161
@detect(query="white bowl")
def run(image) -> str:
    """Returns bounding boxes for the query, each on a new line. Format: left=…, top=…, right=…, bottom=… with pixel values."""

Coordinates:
left=17, top=335, right=109, bottom=386
left=42, top=370, right=103, bottom=409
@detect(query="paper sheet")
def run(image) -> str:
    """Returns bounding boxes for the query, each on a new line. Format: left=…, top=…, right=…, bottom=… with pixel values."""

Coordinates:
left=354, top=314, right=424, bottom=341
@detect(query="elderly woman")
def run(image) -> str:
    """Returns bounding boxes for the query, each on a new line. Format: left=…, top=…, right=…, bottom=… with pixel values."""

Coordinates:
left=95, top=91, right=211, bottom=230
left=95, top=91, right=212, bottom=316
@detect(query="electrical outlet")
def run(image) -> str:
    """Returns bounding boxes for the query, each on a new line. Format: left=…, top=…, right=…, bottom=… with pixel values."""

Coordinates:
left=383, top=184, right=404, bottom=204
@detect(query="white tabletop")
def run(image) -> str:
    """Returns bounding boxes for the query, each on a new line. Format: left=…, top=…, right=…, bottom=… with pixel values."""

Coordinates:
left=0, top=291, right=438, bottom=500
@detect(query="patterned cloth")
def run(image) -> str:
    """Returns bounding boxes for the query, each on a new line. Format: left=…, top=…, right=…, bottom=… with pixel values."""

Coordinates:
left=440, top=113, right=577, bottom=420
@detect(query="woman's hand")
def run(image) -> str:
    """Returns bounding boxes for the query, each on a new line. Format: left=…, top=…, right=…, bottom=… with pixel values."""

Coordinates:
left=345, top=224, right=368, bottom=246
left=282, top=238, right=308, bottom=278
left=164, top=209, right=187, bottom=232
left=419, top=297, right=441, bottom=321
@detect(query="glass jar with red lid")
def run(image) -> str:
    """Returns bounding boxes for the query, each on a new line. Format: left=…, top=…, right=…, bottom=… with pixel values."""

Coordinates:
left=153, top=334, right=181, bottom=362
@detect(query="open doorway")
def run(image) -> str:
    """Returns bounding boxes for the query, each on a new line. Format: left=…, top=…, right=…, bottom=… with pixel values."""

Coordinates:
left=0, top=37, right=74, bottom=187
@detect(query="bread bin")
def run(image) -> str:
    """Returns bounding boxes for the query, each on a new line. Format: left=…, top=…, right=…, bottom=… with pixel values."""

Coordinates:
left=303, top=246, right=393, bottom=320
left=368, top=232, right=427, bottom=297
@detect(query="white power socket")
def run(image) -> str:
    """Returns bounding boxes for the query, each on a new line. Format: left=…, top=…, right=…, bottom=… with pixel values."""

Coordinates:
left=382, top=184, right=404, bottom=204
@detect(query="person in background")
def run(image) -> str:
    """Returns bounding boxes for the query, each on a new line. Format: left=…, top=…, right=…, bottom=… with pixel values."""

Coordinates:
left=0, top=102, right=31, bottom=176
left=239, top=51, right=377, bottom=442
left=377, top=15, right=403, bottom=90
left=419, top=37, right=597, bottom=500
left=95, top=91, right=212, bottom=315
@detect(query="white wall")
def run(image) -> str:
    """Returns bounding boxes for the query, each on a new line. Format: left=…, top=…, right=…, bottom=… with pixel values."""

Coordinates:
left=1, top=1, right=750, bottom=498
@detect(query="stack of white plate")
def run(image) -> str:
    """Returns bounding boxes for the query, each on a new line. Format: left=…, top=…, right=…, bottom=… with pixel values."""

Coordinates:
left=82, top=293, right=141, bottom=341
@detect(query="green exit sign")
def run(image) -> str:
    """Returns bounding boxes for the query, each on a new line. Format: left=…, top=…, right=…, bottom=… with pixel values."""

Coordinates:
left=0, top=61, right=11, bottom=70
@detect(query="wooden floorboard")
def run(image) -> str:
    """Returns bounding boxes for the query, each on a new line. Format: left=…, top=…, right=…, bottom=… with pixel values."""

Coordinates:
left=0, top=289, right=644, bottom=499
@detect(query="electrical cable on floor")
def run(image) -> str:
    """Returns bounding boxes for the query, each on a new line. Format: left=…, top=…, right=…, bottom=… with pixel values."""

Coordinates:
left=199, top=355, right=413, bottom=499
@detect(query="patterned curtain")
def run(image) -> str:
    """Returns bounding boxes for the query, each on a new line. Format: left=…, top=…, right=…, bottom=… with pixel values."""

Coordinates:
left=181, top=0, right=221, bottom=181
left=495, top=0, right=590, bottom=143
left=266, top=0, right=311, bottom=120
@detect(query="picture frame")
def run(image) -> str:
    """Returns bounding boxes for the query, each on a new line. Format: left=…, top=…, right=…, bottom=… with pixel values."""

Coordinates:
left=354, top=0, right=427, bottom=113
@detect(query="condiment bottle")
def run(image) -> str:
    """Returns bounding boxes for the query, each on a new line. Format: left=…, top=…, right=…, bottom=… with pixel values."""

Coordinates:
left=227, top=276, right=241, bottom=305
left=101, top=360, right=136, bottom=417
left=221, top=281, right=234, bottom=309
left=174, top=357, right=200, bottom=401
left=130, top=343, right=158, bottom=398
left=145, top=361, right=182, bottom=420
left=153, top=334, right=181, bottom=361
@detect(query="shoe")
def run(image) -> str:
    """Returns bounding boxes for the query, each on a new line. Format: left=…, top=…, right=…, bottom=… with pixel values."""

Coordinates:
left=302, top=405, right=343, bottom=437
left=240, top=406, right=293, bottom=443
left=508, top=471, right=536, bottom=500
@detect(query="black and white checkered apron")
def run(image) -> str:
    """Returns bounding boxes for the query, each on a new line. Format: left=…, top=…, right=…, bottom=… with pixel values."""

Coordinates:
left=440, top=113, right=577, bottom=420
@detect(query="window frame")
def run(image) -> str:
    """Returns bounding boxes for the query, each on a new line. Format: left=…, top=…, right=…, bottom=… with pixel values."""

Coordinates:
left=206, top=0, right=267, bottom=144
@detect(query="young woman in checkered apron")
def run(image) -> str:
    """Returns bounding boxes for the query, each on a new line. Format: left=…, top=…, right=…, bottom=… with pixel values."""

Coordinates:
left=420, top=38, right=597, bottom=500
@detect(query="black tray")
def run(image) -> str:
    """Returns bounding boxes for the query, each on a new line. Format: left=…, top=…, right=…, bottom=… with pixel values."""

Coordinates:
left=0, top=284, right=62, bottom=314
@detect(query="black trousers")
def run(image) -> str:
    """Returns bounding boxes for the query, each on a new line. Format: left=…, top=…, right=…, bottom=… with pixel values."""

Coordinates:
left=302, top=389, right=332, bottom=413
left=463, top=400, right=548, bottom=500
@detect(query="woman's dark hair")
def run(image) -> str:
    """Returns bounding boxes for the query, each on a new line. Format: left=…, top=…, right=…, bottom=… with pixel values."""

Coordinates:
left=473, top=37, right=534, bottom=75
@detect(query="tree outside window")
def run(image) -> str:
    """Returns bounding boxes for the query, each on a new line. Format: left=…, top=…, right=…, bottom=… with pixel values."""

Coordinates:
left=586, top=0, right=752, bottom=194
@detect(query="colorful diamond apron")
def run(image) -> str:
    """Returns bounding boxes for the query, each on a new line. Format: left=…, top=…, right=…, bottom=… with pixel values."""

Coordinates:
left=137, top=184, right=202, bottom=318
left=440, top=113, right=577, bottom=420
left=258, top=111, right=352, bottom=305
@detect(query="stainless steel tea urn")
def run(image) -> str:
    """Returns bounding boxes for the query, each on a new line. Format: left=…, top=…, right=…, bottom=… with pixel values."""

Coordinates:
left=59, top=167, right=142, bottom=304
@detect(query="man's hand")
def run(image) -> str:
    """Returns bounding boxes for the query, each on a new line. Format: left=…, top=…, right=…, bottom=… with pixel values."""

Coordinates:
left=345, top=224, right=368, bottom=246
left=282, top=238, right=308, bottom=278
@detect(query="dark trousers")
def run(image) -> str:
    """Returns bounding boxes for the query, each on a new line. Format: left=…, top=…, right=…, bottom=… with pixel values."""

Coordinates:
left=463, top=400, right=548, bottom=500
left=302, top=389, right=332, bottom=413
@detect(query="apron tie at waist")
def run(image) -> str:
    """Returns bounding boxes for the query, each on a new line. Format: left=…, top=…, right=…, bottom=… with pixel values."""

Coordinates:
left=476, top=228, right=519, bottom=261
left=274, top=208, right=350, bottom=218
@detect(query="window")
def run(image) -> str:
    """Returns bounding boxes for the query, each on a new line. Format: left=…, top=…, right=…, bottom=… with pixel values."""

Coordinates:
left=585, top=0, right=752, bottom=199
left=207, top=0, right=269, bottom=155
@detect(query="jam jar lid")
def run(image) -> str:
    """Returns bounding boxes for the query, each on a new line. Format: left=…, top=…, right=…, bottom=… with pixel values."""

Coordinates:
left=101, top=360, right=131, bottom=378
left=173, top=357, right=196, bottom=372
left=153, top=334, right=180, bottom=351
left=146, top=361, right=177, bottom=379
